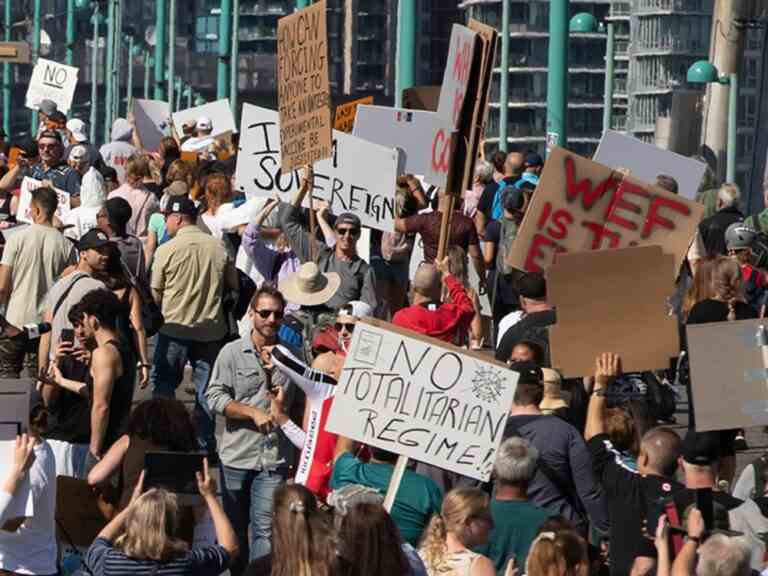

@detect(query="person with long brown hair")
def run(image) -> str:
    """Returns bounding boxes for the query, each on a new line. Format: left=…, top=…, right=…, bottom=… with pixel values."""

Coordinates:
left=244, top=484, right=335, bottom=576
left=418, top=487, right=495, bottom=576
left=525, top=529, right=589, bottom=576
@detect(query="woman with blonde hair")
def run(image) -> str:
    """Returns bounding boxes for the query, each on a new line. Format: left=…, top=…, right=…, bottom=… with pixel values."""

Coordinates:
left=418, top=487, right=495, bottom=576
left=245, top=484, right=335, bottom=576
left=525, top=529, right=588, bottom=576
left=85, top=459, right=238, bottom=575
left=108, top=154, right=160, bottom=237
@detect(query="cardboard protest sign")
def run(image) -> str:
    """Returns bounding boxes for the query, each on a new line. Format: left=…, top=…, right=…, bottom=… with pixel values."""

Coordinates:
left=0, top=42, right=30, bottom=64
left=334, top=96, right=373, bottom=133
left=437, top=25, right=478, bottom=130
left=687, top=318, right=768, bottom=431
left=507, top=147, right=705, bottom=274
left=16, top=177, right=70, bottom=224
left=353, top=105, right=450, bottom=188
left=56, top=477, right=110, bottom=546
left=234, top=104, right=399, bottom=232
left=25, top=58, right=78, bottom=114
left=594, top=131, right=708, bottom=200
left=133, top=98, right=171, bottom=152
left=277, top=0, right=332, bottom=172
left=402, top=86, right=440, bottom=111
left=325, top=318, right=517, bottom=481
left=548, top=246, right=679, bottom=377
left=171, top=99, right=236, bottom=140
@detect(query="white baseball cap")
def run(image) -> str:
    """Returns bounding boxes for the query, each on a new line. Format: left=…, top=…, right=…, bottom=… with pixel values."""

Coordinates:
left=66, top=118, right=88, bottom=142
left=196, top=116, right=212, bottom=131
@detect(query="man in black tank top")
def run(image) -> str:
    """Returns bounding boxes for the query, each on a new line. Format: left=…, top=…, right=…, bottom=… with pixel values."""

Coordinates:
left=50, top=289, right=135, bottom=476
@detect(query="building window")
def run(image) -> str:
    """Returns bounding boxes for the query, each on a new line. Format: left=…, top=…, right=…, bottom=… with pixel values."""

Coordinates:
left=195, top=16, right=218, bottom=53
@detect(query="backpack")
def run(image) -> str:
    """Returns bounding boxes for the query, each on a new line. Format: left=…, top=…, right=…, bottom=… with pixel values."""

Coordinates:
left=279, top=309, right=333, bottom=365
left=496, top=216, right=519, bottom=277
left=490, top=180, right=512, bottom=221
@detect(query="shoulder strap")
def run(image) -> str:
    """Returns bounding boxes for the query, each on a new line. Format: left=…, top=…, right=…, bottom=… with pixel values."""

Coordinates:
left=52, top=273, right=88, bottom=319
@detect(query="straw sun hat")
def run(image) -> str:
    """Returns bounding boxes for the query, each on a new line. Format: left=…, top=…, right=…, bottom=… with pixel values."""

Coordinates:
left=279, top=262, right=341, bottom=307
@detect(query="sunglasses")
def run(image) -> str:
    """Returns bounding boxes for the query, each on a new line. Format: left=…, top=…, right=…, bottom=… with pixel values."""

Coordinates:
left=335, top=322, right=356, bottom=333
left=336, top=227, right=359, bottom=237
left=255, top=309, right=284, bottom=320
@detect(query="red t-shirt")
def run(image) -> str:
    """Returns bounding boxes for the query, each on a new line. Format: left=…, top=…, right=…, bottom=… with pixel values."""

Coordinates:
left=404, top=210, right=478, bottom=262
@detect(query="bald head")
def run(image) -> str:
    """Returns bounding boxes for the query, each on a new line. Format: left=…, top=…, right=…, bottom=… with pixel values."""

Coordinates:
left=413, top=264, right=441, bottom=301
left=505, top=152, right=524, bottom=178
left=640, top=427, right=681, bottom=477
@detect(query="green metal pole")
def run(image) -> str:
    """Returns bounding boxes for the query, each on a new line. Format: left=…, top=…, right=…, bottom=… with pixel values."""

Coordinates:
left=217, top=0, right=232, bottom=101
left=104, top=0, right=115, bottom=142
left=167, top=0, right=176, bottom=112
left=153, top=0, right=167, bottom=100
left=90, top=3, right=100, bottom=144
left=66, top=0, right=76, bottom=65
left=3, top=0, right=11, bottom=136
left=546, top=0, right=569, bottom=151
left=175, top=78, right=182, bottom=111
left=230, top=0, right=240, bottom=115
left=31, top=0, right=42, bottom=135
left=726, top=73, right=738, bottom=183
left=186, top=87, right=192, bottom=109
left=395, top=0, right=416, bottom=108
left=602, top=21, right=614, bottom=134
left=126, top=35, right=134, bottom=115
left=144, top=50, right=151, bottom=99
left=499, top=0, right=509, bottom=152
left=113, top=0, right=122, bottom=118
left=296, top=1, right=309, bottom=9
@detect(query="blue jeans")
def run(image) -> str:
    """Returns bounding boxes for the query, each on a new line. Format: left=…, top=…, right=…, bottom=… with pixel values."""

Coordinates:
left=150, top=333, right=221, bottom=454
left=220, top=465, right=285, bottom=576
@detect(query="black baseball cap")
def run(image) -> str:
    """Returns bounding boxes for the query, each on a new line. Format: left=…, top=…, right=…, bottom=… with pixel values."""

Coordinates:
left=509, top=361, right=544, bottom=385
left=517, top=272, right=547, bottom=300
left=681, top=430, right=720, bottom=466
left=335, top=212, right=361, bottom=230
left=164, top=196, right=198, bottom=217
left=525, top=152, right=544, bottom=167
left=78, top=229, right=112, bottom=251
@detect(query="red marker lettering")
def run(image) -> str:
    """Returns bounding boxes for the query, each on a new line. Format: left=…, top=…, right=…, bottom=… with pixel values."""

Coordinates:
left=431, top=129, right=450, bottom=173
left=524, top=234, right=564, bottom=273
left=564, top=156, right=621, bottom=210
left=548, top=209, right=574, bottom=240
left=582, top=221, right=622, bottom=249
left=642, top=195, right=691, bottom=238
left=537, top=202, right=553, bottom=230
left=604, top=180, right=650, bottom=232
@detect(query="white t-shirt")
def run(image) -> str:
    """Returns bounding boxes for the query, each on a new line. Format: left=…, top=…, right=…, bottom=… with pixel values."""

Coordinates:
left=63, top=205, right=100, bottom=241
left=496, top=310, right=525, bottom=348
left=0, top=440, right=57, bottom=575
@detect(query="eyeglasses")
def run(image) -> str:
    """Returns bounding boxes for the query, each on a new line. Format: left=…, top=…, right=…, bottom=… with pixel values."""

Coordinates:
left=335, top=322, right=356, bottom=333
left=336, top=227, right=359, bottom=237
left=255, top=309, right=284, bottom=320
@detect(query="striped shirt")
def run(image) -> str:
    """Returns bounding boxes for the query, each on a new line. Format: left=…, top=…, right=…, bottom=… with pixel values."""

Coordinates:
left=85, top=538, right=230, bottom=576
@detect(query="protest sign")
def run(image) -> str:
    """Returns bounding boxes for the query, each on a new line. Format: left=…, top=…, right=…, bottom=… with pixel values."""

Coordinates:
left=0, top=379, right=31, bottom=440
left=0, top=42, right=30, bottom=64
left=402, top=86, right=440, bottom=111
left=334, top=96, right=373, bottom=133
left=235, top=104, right=399, bottom=232
left=25, top=58, right=78, bottom=114
left=171, top=99, right=236, bottom=140
left=353, top=105, right=450, bottom=187
left=687, top=318, right=768, bottom=431
left=16, top=177, right=70, bottom=224
left=594, top=131, right=708, bottom=200
left=548, top=246, right=679, bottom=377
left=133, top=98, right=171, bottom=152
left=277, top=0, right=332, bottom=172
left=325, top=318, right=517, bottom=481
left=56, top=477, right=110, bottom=546
left=507, top=147, right=705, bottom=274
left=437, top=25, right=478, bottom=131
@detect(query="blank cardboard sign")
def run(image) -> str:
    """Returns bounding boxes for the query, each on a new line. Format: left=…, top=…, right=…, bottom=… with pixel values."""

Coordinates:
left=548, top=245, right=679, bottom=377
left=687, top=318, right=768, bottom=432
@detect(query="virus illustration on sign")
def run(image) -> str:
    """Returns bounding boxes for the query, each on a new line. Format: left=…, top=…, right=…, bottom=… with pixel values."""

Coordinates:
left=470, top=364, right=505, bottom=404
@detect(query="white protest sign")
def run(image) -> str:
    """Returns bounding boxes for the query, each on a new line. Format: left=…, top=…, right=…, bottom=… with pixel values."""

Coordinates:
left=353, top=104, right=450, bottom=188
left=325, top=319, right=517, bottom=481
left=437, top=25, right=478, bottom=129
left=17, top=178, right=71, bottom=224
left=235, top=104, right=399, bottom=232
left=171, top=99, right=236, bottom=139
left=25, top=58, right=79, bottom=114
left=594, top=131, right=708, bottom=200
left=132, top=99, right=171, bottom=152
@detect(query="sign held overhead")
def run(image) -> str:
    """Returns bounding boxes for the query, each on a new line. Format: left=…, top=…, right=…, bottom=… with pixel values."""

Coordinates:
left=277, top=0, right=332, bottom=172
left=25, top=58, right=79, bottom=114
left=325, top=318, right=517, bottom=481
left=133, top=99, right=171, bottom=152
left=171, top=99, right=236, bottom=140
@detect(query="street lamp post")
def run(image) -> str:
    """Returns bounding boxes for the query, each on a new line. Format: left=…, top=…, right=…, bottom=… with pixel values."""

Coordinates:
left=31, top=0, right=42, bottom=135
left=395, top=0, right=416, bottom=108
left=167, top=0, right=177, bottom=112
left=154, top=0, right=167, bottom=100
left=569, top=12, right=614, bottom=134
left=230, top=0, right=240, bottom=115
left=546, top=0, right=569, bottom=152
left=499, top=0, right=509, bottom=152
left=688, top=60, right=738, bottom=183
left=218, top=0, right=232, bottom=101
left=144, top=50, right=152, bottom=99
left=3, top=0, right=11, bottom=135
left=104, top=0, right=115, bottom=142
left=125, top=36, right=135, bottom=116
left=90, top=4, right=101, bottom=144
left=112, top=0, right=122, bottom=120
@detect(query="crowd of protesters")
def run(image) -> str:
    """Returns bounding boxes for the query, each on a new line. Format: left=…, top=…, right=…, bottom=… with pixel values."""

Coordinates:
left=0, top=97, right=764, bottom=576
